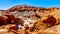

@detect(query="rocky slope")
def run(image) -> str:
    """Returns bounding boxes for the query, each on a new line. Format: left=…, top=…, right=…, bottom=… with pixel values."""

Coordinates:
left=0, top=5, right=60, bottom=34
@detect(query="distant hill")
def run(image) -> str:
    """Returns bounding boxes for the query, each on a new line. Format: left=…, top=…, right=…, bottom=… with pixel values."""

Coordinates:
left=0, top=5, right=60, bottom=12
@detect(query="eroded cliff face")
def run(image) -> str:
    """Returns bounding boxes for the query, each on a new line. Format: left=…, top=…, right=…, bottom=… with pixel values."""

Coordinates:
left=0, top=5, right=60, bottom=34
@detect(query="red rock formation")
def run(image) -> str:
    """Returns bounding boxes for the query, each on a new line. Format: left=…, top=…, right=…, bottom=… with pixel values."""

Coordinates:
left=9, top=26, right=17, bottom=31
left=4, top=15, right=15, bottom=24
left=0, top=14, right=24, bottom=26
left=0, top=16, right=8, bottom=26
left=43, top=16, right=56, bottom=26
left=14, top=18, right=24, bottom=26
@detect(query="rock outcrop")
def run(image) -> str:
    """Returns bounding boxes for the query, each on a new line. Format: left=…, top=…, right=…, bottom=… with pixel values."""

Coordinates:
left=0, top=5, right=60, bottom=34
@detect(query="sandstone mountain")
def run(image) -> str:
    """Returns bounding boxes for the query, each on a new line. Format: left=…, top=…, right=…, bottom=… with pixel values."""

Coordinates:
left=0, top=5, right=60, bottom=34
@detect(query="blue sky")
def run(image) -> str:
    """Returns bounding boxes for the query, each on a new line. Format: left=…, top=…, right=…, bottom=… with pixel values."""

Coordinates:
left=0, top=0, right=60, bottom=10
